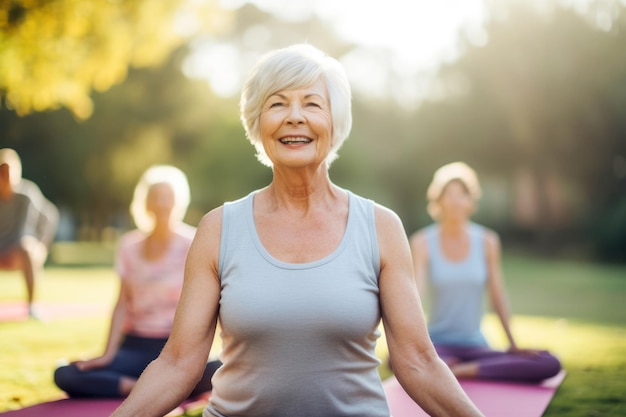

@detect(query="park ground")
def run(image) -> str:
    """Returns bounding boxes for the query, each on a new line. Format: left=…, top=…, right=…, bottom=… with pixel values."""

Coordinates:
left=0, top=254, right=624, bottom=416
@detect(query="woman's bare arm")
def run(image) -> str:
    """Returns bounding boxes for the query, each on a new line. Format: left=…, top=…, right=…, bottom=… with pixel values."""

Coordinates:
left=111, top=208, right=223, bottom=417
left=484, top=230, right=517, bottom=350
left=409, top=229, right=430, bottom=298
left=377, top=206, right=483, bottom=417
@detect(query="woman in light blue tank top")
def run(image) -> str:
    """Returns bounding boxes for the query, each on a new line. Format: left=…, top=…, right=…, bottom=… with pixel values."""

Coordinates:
left=110, top=45, right=484, bottom=417
left=410, top=162, right=561, bottom=383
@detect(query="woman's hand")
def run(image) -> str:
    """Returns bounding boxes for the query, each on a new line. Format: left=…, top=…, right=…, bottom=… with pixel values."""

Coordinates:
left=73, top=355, right=113, bottom=371
left=507, top=346, right=544, bottom=357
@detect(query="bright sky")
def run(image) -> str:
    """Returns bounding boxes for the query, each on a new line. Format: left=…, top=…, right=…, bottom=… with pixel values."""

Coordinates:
left=184, top=0, right=489, bottom=105
left=247, top=0, right=487, bottom=67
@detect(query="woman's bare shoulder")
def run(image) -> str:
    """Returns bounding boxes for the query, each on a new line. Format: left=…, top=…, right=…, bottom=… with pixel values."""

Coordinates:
left=194, top=206, right=224, bottom=239
left=479, top=225, right=501, bottom=257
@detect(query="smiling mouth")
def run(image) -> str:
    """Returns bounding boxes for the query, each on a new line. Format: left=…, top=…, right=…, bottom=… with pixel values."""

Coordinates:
left=279, top=137, right=312, bottom=144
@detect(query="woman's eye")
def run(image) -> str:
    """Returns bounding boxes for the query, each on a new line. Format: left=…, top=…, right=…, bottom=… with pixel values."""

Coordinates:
left=269, top=102, right=284, bottom=108
left=306, top=102, right=321, bottom=108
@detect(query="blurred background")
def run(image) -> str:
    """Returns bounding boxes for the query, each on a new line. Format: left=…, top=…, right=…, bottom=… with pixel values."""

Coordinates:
left=1, top=0, right=625, bottom=264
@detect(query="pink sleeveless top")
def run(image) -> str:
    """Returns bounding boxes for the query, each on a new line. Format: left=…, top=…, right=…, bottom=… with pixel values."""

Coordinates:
left=115, top=225, right=195, bottom=338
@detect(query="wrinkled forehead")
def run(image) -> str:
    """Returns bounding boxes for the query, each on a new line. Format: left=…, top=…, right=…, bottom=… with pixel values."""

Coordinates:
left=268, top=77, right=329, bottom=100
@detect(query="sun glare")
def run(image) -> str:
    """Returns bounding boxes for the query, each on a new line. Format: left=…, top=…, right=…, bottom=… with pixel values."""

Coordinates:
left=192, top=0, right=488, bottom=106
left=317, top=0, right=487, bottom=70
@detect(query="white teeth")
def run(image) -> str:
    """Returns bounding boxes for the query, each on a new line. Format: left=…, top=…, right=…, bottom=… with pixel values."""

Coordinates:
left=280, top=137, right=311, bottom=144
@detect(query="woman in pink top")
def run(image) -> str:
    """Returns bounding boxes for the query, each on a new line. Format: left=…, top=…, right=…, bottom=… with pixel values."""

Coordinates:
left=54, top=165, right=221, bottom=398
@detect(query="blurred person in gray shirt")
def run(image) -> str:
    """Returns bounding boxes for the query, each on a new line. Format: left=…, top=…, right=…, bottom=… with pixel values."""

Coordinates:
left=0, top=148, right=58, bottom=319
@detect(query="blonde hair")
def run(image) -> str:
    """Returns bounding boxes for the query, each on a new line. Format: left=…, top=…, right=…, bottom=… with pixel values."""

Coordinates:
left=426, top=162, right=481, bottom=219
left=240, top=43, right=352, bottom=167
left=129, top=165, right=190, bottom=232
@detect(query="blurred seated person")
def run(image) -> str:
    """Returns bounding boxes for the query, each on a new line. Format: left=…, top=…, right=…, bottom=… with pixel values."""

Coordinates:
left=54, top=165, right=221, bottom=398
left=409, top=162, right=561, bottom=383
left=0, top=148, right=59, bottom=318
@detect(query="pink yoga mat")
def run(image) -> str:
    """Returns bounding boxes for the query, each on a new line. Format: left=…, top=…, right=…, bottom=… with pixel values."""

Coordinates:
left=0, top=302, right=109, bottom=322
left=383, top=370, right=566, bottom=417
left=2, top=374, right=565, bottom=417
left=0, top=399, right=123, bottom=417
left=0, top=395, right=209, bottom=417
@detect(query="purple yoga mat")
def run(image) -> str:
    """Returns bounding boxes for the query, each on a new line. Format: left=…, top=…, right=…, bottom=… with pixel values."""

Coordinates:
left=383, top=370, right=566, bottom=417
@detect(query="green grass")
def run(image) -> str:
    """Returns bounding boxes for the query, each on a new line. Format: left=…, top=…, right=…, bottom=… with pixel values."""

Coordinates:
left=0, top=268, right=117, bottom=412
left=1, top=255, right=625, bottom=416
left=502, top=255, right=626, bottom=325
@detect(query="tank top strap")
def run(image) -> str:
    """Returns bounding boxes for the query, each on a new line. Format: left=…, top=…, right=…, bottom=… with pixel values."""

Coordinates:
left=467, top=222, right=486, bottom=263
left=218, top=191, right=255, bottom=278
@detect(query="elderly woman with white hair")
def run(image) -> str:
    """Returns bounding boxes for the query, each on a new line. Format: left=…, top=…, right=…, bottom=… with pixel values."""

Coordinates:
left=111, top=44, right=484, bottom=417
left=54, top=165, right=221, bottom=398
left=409, top=162, right=561, bottom=383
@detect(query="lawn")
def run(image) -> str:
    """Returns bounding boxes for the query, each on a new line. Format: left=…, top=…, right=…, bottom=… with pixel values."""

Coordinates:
left=0, top=254, right=624, bottom=416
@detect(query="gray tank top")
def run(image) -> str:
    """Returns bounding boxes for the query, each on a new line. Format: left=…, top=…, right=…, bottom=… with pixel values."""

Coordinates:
left=204, top=190, right=390, bottom=417
left=425, top=222, right=488, bottom=347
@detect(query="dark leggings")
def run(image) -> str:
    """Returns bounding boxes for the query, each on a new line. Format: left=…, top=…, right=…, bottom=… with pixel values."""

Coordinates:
left=54, top=334, right=222, bottom=398
left=435, top=344, right=561, bottom=383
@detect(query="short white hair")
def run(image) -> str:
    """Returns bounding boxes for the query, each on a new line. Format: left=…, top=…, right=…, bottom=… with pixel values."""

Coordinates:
left=129, top=165, right=190, bottom=232
left=240, top=43, right=352, bottom=167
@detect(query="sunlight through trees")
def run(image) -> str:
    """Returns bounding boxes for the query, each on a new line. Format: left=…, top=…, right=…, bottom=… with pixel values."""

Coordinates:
left=0, top=0, right=231, bottom=118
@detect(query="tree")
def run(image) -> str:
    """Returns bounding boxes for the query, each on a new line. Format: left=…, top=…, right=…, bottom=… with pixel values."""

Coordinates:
left=396, top=0, right=626, bottom=258
left=0, top=0, right=230, bottom=119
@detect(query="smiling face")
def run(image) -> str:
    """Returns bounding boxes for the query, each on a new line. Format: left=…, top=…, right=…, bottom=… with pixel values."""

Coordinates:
left=258, top=78, right=333, bottom=170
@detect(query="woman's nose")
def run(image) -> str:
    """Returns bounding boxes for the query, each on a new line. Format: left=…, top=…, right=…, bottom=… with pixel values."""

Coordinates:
left=286, top=104, right=305, bottom=124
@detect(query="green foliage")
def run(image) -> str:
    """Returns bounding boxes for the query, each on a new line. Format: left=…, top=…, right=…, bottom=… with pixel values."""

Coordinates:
left=388, top=1, right=626, bottom=252
left=592, top=196, right=626, bottom=262
left=1, top=0, right=626, bottom=261
left=0, top=4, right=354, bottom=237
left=1, top=46, right=250, bottom=236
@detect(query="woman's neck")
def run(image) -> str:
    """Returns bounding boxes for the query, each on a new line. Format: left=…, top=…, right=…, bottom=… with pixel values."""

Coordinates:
left=263, top=171, right=338, bottom=214
left=149, top=221, right=173, bottom=240
left=143, top=223, right=174, bottom=261
left=438, top=219, right=468, bottom=236
left=437, top=220, right=471, bottom=262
